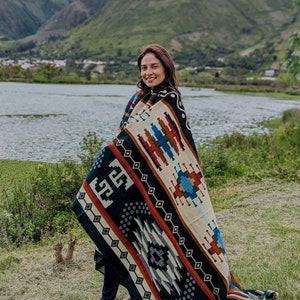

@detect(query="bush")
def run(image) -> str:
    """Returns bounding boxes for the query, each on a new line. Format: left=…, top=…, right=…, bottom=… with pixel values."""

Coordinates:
left=0, top=131, right=104, bottom=247
left=1, top=162, right=83, bottom=244
left=199, top=109, right=300, bottom=186
left=282, top=108, right=300, bottom=126
left=77, top=130, right=105, bottom=169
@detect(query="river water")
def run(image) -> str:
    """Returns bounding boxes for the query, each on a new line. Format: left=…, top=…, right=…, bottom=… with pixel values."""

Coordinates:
left=1, top=82, right=299, bottom=162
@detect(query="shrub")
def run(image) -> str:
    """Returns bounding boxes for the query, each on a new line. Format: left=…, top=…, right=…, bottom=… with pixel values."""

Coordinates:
left=77, top=130, right=105, bottom=169
left=1, top=162, right=83, bottom=244
left=1, top=131, right=104, bottom=247
left=199, top=109, right=300, bottom=185
left=282, top=108, right=300, bottom=126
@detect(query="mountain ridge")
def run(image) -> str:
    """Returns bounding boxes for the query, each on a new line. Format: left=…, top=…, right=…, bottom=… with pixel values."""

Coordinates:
left=1, top=0, right=300, bottom=69
left=0, top=0, right=72, bottom=40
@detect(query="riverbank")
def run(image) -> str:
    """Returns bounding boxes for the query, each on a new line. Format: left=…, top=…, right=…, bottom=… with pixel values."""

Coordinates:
left=2, top=73, right=300, bottom=100
left=213, top=84, right=300, bottom=100
left=0, top=177, right=299, bottom=299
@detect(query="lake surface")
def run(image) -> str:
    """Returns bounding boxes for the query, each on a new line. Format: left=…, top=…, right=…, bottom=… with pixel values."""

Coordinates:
left=1, top=82, right=300, bottom=162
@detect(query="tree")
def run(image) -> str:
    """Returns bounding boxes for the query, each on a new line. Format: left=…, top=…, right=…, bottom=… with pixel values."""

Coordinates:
left=286, top=31, right=300, bottom=76
left=37, top=64, right=65, bottom=80
left=292, top=0, right=300, bottom=7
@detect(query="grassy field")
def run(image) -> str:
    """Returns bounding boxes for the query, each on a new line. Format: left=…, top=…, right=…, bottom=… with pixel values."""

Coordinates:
left=0, top=158, right=299, bottom=299
left=0, top=159, right=40, bottom=187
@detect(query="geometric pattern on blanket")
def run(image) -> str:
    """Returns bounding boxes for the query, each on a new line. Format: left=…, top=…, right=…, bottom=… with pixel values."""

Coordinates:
left=72, top=88, right=278, bottom=300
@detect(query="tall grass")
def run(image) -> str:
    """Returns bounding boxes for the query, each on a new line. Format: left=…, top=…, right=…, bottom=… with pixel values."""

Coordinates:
left=199, top=108, right=300, bottom=187
left=0, top=131, right=104, bottom=247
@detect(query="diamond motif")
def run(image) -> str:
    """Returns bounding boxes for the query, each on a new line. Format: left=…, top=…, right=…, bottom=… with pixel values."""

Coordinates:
left=213, top=287, right=220, bottom=295
left=141, top=174, right=148, bottom=181
left=111, top=240, right=119, bottom=247
left=148, top=243, right=168, bottom=271
left=85, top=203, right=92, bottom=210
left=129, top=264, right=136, bottom=272
left=204, top=274, right=212, bottom=281
left=102, top=228, right=110, bottom=235
left=173, top=226, right=179, bottom=233
left=136, top=277, right=144, bottom=285
left=179, top=237, right=185, bottom=245
left=120, top=252, right=128, bottom=259
left=124, top=150, right=132, bottom=157
left=78, top=192, right=85, bottom=199
left=93, top=215, right=101, bottom=222
left=164, top=213, right=172, bottom=221
left=195, top=262, right=203, bottom=269
left=148, top=187, right=155, bottom=194
left=156, top=200, right=164, bottom=207
left=133, top=162, right=140, bottom=169
left=186, top=249, right=193, bottom=257
left=116, top=139, right=124, bottom=146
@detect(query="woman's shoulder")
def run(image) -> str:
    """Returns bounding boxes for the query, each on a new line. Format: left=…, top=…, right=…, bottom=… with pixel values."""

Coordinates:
left=159, top=87, right=181, bottom=99
left=134, top=89, right=144, bottom=100
left=138, top=86, right=180, bottom=103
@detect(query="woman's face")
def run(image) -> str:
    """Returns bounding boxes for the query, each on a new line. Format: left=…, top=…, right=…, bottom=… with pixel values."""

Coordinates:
left=140, top=53, right=166, bottom=89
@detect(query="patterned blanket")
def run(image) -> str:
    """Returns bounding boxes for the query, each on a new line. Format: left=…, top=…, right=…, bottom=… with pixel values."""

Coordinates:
left=71, top=88, right=278, bottom=300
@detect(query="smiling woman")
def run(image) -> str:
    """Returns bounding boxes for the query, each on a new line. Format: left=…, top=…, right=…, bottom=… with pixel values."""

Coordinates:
left=137, top=44, right=178, bottom=92
left=140, top=53, right=166, bottom=89
left=71, top=44, right=279, bottom=300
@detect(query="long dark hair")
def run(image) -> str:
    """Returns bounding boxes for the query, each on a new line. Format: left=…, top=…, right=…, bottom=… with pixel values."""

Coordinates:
left=137, top=44, right=179, bottom=92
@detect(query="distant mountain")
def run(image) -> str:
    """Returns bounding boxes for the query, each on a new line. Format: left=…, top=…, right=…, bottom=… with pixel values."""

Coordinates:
left=0, top=0, right=109, bottom=42
left=27, top=0, right=109, bottom=42
left=1, top=0, right=300, bottom=69
left=0, top=0, right=71, bottom=40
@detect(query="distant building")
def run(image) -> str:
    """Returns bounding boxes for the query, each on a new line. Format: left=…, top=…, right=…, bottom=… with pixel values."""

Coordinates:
left=264, top=69, right=275, bottom=76
left=0, top=58, right=67, bottom=69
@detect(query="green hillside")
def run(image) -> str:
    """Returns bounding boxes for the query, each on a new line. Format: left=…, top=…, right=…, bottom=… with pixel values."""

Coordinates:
left=27, top=0, right=109, bottom=42
left=1, top=0, right=300, bottom=68
left=35, top=0, right=300, bottom=66
left=0, top=0, right=71, bottom=40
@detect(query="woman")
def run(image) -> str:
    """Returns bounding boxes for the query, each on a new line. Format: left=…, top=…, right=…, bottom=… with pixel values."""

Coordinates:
left=72, top=44, right=278, bottom=300
left=97, top=44, right=180, bottom=300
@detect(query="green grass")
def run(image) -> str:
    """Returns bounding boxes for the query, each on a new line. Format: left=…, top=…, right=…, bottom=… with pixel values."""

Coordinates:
left=214, top=84, right=300, bottom=99
left=0, top=160, right=41, bottom=194
left=215, top=179, right=300, bottom=300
